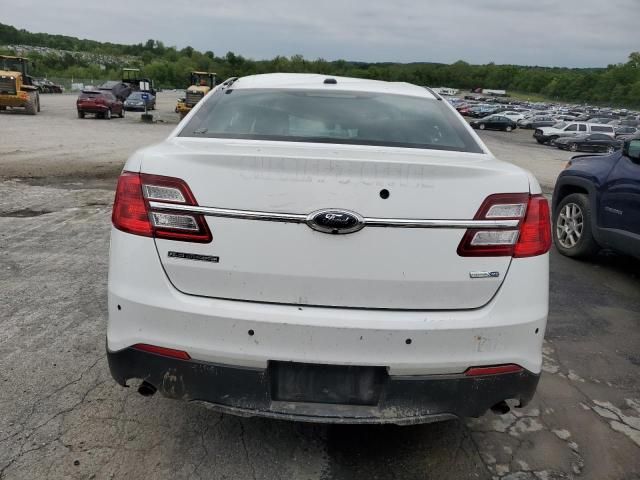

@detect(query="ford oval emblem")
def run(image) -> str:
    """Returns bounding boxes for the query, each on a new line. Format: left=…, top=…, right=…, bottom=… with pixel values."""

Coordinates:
left=306, top=209, right=365, bottom=234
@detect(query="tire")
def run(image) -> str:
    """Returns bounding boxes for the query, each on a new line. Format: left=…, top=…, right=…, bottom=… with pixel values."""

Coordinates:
left=569, top=143, right=578, bottom=152
left=24, top=92, right=37, bottom=115
left=119, top=108, right=125, bottom=118
left=536, top=138, right=545, bottom=144
left=104, top=109, right=112, bottom=120
left=553, top=193, right=599, bottom=258
left=548, top=136, right=558, bottom=145
left=606, top=146, right=615, bottom=154
left=77, top=110, right=85, bottom=119
left=505, top=126, right=513, bottom=132
left=479, top=123, right=486, bottom=130
left=36, top=94, right=41, bottom=112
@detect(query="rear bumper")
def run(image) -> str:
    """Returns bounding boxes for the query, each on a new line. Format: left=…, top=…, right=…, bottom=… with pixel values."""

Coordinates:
left=108, top=230, right=548, bottom=376
left=77, top=105, right=108, bottom=112
left=107, top=346, right=540, bottom=425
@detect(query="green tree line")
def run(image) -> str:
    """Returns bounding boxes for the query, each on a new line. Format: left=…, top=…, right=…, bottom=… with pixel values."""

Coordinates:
left=1, top=22, right=639, bottom=107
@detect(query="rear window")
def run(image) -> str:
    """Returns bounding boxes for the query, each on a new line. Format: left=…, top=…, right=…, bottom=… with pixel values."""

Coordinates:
left=79, top=91, right=101, bottom=99
left=591, top=125, right=613, bottom=132
left=180, top=89, right=483, bottom=153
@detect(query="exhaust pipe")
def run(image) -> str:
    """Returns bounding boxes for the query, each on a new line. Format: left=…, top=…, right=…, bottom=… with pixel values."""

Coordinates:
left=138, top=381, right=157, bottom=397
left=490, top=400, right=510, bottom=415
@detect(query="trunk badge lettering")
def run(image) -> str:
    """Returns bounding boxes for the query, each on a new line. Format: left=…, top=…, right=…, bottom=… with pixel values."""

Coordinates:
left=306, top=209, right=365, bottom=234
left=469, top=271, right=500, bottom=279
left=168, top=251, right=219, bottom=263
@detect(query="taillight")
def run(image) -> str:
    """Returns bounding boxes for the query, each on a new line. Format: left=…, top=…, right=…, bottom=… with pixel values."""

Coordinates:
left=457, top=193, right=550, bottom=258
left=112, top=171, right=212, bottom=243
left=112, top=172, right=152, bottom=237
left=513, top=195, right=551, bottom=258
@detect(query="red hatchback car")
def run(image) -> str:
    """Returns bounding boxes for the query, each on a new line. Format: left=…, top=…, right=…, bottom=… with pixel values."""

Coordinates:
left=76, top=90, right=124, bottom=119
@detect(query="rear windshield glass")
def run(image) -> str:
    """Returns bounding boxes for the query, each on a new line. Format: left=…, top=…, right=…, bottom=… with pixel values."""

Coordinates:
left=80, top=91, right=101, bottom=98
left=179, top=89, right=483, bottom=153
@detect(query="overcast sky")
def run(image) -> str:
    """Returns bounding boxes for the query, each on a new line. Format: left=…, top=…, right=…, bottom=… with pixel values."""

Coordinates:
left=3, top=0, right=638, bottom=67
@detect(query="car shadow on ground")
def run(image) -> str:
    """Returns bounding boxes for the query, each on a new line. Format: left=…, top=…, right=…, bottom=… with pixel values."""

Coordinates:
left=318, top=420, right=484, bottom=479
left=551, top=247, right=639, bottom=284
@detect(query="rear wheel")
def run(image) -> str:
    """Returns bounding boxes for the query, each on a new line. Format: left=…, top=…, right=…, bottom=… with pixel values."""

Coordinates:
left=479, top=123, right=486, bottom=130
left=36, top=94, right=41, bottom=112
left=119, top=108, right=125, bottom=118
left=104, top=109, right=112, bottom=120
left=553, top=193, right=599, bottom=258
left=77, top=110, right=85, bottom=119
left=24, top=92, right=37, bottom=115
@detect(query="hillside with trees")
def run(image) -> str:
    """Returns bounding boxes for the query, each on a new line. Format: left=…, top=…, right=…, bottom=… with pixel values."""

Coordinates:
left=1, top=22, right=639, bottom=107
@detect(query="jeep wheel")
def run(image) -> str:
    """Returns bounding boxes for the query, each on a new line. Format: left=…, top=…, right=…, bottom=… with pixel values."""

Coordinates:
left=553, top=193, right=599, bottom=258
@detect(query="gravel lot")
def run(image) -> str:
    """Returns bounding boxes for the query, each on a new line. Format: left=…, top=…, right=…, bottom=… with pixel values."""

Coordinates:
left=1, top=93, right=639, bottom=480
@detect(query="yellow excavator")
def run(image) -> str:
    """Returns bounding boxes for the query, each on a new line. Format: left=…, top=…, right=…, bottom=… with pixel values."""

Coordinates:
left=0, top=55, right=40, bottom=115
left=176, top=72, right=216, bottom=119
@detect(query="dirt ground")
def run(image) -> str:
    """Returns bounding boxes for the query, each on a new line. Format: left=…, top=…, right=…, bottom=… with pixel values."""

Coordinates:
left=1, top=93, right=639, bottom=480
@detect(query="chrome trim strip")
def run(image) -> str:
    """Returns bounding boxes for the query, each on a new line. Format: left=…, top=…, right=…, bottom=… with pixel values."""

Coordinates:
left=363, top=218, right=520, bottom=228
left=148, top=201, right=307, bottom=223
left=148, top=201, right=520, bottom=229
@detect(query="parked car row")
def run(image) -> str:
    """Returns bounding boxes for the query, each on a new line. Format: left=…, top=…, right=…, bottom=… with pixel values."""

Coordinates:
left=75, top=86, right=156, bottom=120
left=33, top=78, right=64, bottom=94
left=449, top=95, right=640, bottom=144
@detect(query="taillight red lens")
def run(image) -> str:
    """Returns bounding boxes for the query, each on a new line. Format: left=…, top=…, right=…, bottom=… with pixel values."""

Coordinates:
left=112, top=171, right=212, bottom=243
left=513, top=195, right=551, bottom=257
left=457, top=193, right=551, bottom=258
left=112, top=172, right=153, bottom=237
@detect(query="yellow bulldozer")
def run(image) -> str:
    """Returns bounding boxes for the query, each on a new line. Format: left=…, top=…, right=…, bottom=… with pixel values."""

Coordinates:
left=176, top=72, right=216, bottom=119
left=0, top=55, right=40, bottom=115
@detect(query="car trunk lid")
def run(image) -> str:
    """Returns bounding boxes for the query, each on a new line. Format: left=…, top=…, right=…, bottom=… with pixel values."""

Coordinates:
left=143, top=138, right=529, bottom=310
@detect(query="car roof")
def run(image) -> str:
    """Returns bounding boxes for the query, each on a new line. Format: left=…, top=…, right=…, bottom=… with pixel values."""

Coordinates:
left=231, top=73, right=436, bottom=99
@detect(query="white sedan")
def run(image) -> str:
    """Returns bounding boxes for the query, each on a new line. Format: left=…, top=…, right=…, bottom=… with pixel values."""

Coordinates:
left=499, top=111, right=526, bottom=122
left=107, top=73, right=550, bottom=425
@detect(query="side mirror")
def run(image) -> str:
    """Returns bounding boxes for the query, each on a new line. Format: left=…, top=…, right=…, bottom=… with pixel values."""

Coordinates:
left=623, top=139, right=640, bottom=161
